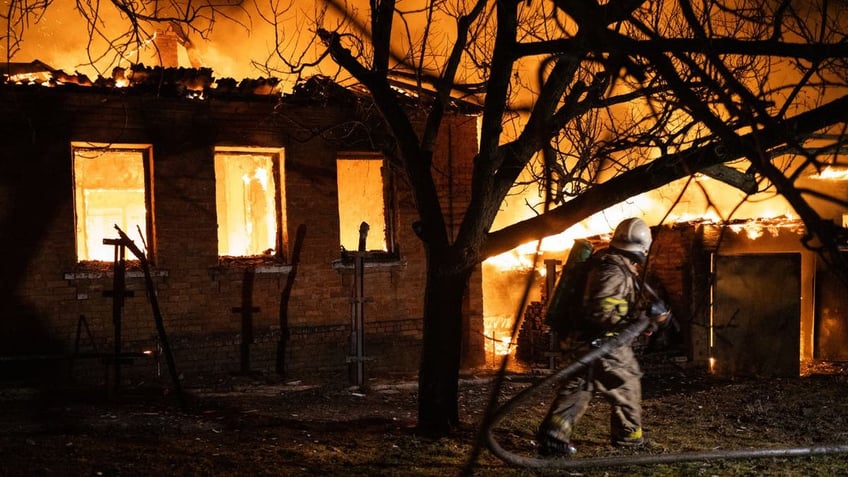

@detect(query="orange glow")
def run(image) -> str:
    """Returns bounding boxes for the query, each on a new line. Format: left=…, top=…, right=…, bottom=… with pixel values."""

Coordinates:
left=215, top=148, right=283, bottom=257
left=484, top=248, right=539, bottom=273
left=726, top=214, right=801, bottom=241
left=484, top=195, right=660, bottom=274
left=482, top=176, right=810, bottom=368
left=72, top=144, right=150, bottom=261
left=484, top=316, right=516, bottom=358
left=336, top=157, right=388, bottom=252
left=810, top=166, right=848, bottom=180
left=6, top=72, right=51, bottom=85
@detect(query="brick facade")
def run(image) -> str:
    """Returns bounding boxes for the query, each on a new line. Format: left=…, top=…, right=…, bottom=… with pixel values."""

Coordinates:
left=649, top=223, right=707, bottom=363
left=0, top=80, right=483, bottom=386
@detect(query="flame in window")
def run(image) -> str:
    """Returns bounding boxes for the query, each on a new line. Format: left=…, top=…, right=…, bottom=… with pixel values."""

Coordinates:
left=72, top=144, right=150, bottom=261
left=336, top=157, right=388, bottom=252
left=215, top=149, right=282, bottom=257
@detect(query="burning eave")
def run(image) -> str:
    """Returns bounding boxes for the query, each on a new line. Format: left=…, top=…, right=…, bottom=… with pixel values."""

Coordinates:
left=485, top=216, right=815, bottom=276
left=2, top=60, right=484, bottom=116
left=697, top=216, right=808, bottom=249
left=1, top=61, right=285, bottom=100
left=1, top=60, right=55, bottom=84
left=577, top=216, right=808, bottom=254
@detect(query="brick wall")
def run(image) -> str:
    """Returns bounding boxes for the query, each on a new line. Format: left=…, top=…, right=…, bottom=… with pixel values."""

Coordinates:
left=0, top=84, right=483, bottom=385
left=650, top=221, right=816, bottom=369
left=649, top=223, right=706, bottom=363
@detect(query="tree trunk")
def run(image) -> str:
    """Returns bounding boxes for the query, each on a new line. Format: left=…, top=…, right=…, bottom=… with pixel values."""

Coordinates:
left=417, top=250, right=471, bottom=436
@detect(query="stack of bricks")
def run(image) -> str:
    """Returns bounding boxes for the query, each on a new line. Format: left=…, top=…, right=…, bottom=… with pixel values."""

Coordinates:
left=517, top=301, right=548, bottom=364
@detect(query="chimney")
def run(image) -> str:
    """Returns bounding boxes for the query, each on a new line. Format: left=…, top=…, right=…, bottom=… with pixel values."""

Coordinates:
left=153, top=27, right=180, bottom=68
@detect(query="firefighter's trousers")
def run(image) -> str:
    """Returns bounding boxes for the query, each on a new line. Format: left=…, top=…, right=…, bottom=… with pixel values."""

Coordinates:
left=539, top=342, right=643, bottom=443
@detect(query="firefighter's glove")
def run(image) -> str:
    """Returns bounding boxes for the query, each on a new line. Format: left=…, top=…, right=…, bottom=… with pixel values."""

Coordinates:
left=648, top=301, right=671, bottom=328
left=647, top=300, right=668, bottom=317
left=641, top=301, right=671, bottom=336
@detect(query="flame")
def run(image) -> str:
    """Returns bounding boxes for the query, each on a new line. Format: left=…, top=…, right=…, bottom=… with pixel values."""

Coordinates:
left=484, top=203, right=650, bottom=274
left=810, top=166, right=848, bottom=180
left=665, top=209, right=722, bottom=224
left=494, top=336, right=513, bottom=356
left=3, top=65, right=256, bottom=99
left=484, top=248, right=537, bottom=272
left=73, top=144, right=149, bottom=261
left=482, top=188, right=805, bottom=368
left=728, top=223, right=764, bottom=240
left=5, top=72, right=52, bottom=85
left=483, top=317, right=515, bottom=357
left=336, top=157, right=388, bottom=252
left=726, top=214, right=800, bottom=240
left=215, top=148, right=282, bottom=257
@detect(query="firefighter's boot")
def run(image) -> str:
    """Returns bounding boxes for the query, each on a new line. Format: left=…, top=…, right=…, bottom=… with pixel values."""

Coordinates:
left=537, top=416, right=578, bottom=457
left=538, top=436, right=577, bottom=457
left=612, top=428, right=645, bottom=447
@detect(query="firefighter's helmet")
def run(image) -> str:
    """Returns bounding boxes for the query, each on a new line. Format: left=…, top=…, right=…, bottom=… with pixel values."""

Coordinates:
left=610, top=217, right=652, bottom=256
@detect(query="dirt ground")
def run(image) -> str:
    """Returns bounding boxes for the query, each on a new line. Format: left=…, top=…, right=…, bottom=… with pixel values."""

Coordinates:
left=2, top=357, right=848, bottom=477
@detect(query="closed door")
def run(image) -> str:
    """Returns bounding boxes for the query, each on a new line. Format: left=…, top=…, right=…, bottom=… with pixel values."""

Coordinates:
left=712, top=253, right=801, bottom=377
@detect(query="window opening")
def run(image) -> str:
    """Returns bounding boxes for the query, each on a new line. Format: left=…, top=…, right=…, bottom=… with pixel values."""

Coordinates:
left=336, top=155, right=393, bottom=254
left=72, top=143, right=152, bottom=262
left=215, top=147, right=286, bottom=258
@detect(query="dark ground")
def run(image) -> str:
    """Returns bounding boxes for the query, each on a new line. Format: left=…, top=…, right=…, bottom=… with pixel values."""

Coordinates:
left=2, top=357, right=848, bottom=477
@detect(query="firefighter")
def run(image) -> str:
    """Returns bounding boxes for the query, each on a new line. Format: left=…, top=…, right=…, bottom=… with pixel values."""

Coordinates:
left=536, top=217, right=670, bottom=457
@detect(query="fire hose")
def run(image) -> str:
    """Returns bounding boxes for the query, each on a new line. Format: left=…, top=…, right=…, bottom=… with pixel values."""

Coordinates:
left=482, top=315, right=848, bottom=470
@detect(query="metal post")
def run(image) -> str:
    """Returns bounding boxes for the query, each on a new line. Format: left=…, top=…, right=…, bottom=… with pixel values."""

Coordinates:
left=349, top=222, right=369, bottom=389
left=103, top=238, right=134, bottom=393
left=544, top=259, right=562, bottom=369
left=232, top=268, right=259, bottom=374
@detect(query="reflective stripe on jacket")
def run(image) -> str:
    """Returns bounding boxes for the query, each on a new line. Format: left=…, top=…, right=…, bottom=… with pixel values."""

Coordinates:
left=584, top=249, right=639, bottom=331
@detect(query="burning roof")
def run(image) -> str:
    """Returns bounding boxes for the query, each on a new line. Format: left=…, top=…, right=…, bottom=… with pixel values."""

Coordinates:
left=1, top=60, right=285, bottom=99
left=1, top=60, right=483, bottom=114
left=1, top=60, right=55, bottom=84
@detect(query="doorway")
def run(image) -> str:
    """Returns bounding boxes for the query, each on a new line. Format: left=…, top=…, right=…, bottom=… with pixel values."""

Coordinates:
left=711, top=253, right=801, bottom=377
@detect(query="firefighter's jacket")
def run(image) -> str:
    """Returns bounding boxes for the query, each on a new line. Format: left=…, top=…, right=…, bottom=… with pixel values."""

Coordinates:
left=583, top=249, right=640, bottom=334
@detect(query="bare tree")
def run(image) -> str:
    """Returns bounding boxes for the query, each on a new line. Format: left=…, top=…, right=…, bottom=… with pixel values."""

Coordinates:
left=5, top=0, right=848, bottom=437
left=306, top=0, right=848, bottom=435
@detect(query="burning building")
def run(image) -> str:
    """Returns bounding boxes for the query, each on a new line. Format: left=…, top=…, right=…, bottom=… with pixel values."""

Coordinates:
left=503, top=213, right=848, bottom=379
left=651, top=218, right=822, bottom=378
left=2, top=59, right=846, bottom=388
left=0, top=65, right=484, bottom=386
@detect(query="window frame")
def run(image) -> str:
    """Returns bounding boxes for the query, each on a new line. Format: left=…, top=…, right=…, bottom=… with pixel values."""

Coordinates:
left=336, top=152, right=399, bottom=261
left=70, top=142, right=156, bottom=263
left=214, top=146, right=288, bottom=262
